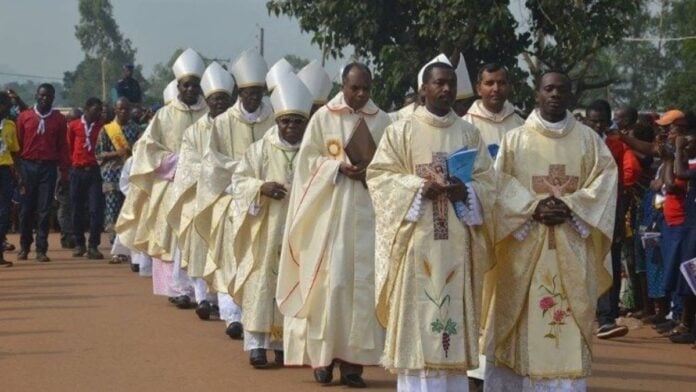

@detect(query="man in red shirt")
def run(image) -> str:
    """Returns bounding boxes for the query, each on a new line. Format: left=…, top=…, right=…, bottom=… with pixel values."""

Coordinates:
left=16, top=84, right=69, bottom=262
left=67, top=97, right=105, bottom=259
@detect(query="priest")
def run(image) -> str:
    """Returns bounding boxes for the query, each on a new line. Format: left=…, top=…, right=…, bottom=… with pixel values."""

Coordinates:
left=115, top=48, right=207, bottom=305
left=167, top=62, right=234, bottom=319
left=463, top=64, right=523, bottom=158
left=194, top=49, right=274, bottom=338
left=484, top=72, right=616, bottom=391
left=276, top=63, right=390, bottom=388
left=367, top=60, right=495, bottom=391
left=229, top=73, right=313, bottom=368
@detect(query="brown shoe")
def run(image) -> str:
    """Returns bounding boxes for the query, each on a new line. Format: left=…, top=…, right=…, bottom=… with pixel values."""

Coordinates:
left=36, top=252, right=51, bottom=262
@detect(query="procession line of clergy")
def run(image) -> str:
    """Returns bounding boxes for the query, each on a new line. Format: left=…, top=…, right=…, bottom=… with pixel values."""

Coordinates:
left=116, top=46, right=616, bottom=392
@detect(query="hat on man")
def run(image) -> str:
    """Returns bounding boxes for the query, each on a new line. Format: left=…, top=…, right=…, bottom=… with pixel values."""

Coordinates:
left=270, top=72, right=313, bottom=119
left=455, top=54, right=474, bottom=101
left=231, top=49, right=269, bottom=89
left=297, top=60, right=333, bottom=105
left=172, top=48, right=205, bottom=81
left=163, top=80, right=178, bottom=105
left=266, top=58, right=294, bottom=93
left=201, top=62, right=236, bottom=98
left=418, top=54, right=451, bottom=90
left=655, top=109, right=687, bottom=127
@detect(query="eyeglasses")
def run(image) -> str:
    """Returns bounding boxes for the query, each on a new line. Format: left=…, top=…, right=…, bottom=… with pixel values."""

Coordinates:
left=279, top=118, right=306, bottom=126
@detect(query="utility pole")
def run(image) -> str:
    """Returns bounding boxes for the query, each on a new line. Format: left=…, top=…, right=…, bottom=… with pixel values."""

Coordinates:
left=259, top=27, right=265, bottom=57
left=101, top=56, right=107, bottom=102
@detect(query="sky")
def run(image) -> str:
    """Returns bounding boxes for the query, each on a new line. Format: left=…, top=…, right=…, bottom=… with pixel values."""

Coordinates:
left=0, top=0, right=345, bottom=84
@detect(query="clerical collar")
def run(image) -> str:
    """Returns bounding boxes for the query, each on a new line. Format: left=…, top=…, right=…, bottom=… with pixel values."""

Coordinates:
left=326, top=92, right=379, bottom=116
left=532, top=109, right=568, bottom=134
left=240, top=102, right=262, bottom=122
left=413, top=105, right=457, bottom=128
left=467, top=99, right=515, bottom=123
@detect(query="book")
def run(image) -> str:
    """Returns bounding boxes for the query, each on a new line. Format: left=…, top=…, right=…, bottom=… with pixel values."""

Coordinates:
left=680, top=257, right=696, bottom=295
left=344, top=118, right=377, bottom=169
left=447, top=147, right=478, bottom=183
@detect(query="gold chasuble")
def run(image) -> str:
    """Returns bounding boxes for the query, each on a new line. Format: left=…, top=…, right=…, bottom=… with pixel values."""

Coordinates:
left=489, top=111, right=616, bottom=380
left=229, top=126, right=296, bottom=340
left=463, top=100, right=523, bottom=149
left=276, top=92, right=390, bottom=367
left=116, top=98, right=207, bottom=259
left=166, top=114, right=214, bottom=276
left=366, top=106, right=495, bottom=373
left=194, top=101, right=274, bottom=293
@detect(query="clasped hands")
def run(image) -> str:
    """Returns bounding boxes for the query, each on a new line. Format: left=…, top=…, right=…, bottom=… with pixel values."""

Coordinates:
left=422, top=177, right=468, bottom=202
left=339, top=162, right=366, bottom=182
left=533, top=196, right=572, bottom=226
left=260, top=182, right=288, bottom=200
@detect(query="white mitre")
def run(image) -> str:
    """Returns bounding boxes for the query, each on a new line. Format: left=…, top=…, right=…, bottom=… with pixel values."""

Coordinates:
left=172, top=48, right=205, bottom=80
left=163, top=79, right=178, bottom=105
left=418, top=53, right=451, bottom=90
left=270, top=72, right=313, bottom=119
left=455, top=53, right=474, bottom=100
left=231, top=49, right=268, bottom=89
left=297, top=60, right=333, bottom=105
left=201, top=62, right=235, bottom=98
left=266, top=58, right=294, bottom=92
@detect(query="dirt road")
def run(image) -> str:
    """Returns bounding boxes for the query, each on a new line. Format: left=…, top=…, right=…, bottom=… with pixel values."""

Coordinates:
left=1, top=234, right=694, bottom=391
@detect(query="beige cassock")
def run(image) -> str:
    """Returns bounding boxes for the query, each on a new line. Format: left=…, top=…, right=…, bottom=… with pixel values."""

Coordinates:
left=229, top=126, right=298, bottom=343
left=166, top=114, right=214, bottom=276
left=115, top=98, right=207, bottom=259
left=367, top=106, right=496, bottom=374
left=388, top=102, right=418, bottom=123
left=487, top=110, right=616, bottom=382
left=276, top=92, right=391, bottom=367
left=194, top=101, right=275, bottom=293
left=463, top=100, right=524, bottom=149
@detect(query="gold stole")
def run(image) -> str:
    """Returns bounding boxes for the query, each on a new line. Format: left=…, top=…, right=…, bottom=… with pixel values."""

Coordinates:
left=104, top=121, right=128, bottom=150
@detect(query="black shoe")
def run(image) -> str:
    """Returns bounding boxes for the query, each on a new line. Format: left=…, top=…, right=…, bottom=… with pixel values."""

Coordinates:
left=3, top=241, right=16, bottom=251
left=249, top=348, right=268, bottom=368
left=173, top=295, right=194, bottom=309
left=0, top=254, right=13, bottom=268
left=61, top=238, right=76, bottom=249
left=313, top=361, right=334, bottom=384
left=340, top=374, right=367, bottom=388
left=36, top=252, right=51, bottom=262
left=17, top=249, right=28, bottom=260
left=274, top=350, right=284, bottom=366
left=87, top=247, right=104, bottom=260
left=656, top=320, right=678, bottom=334
left=210, top=304, right=220, bottom=320
left=73, top=246, right=86, bottom=257
left=669, top=332, right=695, bottom=344
left=196, top=301, right=212, bottom=320
left=597, top=323, right=628, bottom=339
left=225, top=322, right=243, bottom=339
left=130, top=261, right=140, bottom=273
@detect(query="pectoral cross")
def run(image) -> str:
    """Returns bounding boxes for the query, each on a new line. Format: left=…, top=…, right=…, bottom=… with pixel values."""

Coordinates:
left=416, top=152, right=449, bottom=240
left=532, top=165, right=579, bottom=249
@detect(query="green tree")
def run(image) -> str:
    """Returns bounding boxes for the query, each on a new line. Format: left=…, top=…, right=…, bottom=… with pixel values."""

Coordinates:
left=2, top=80, right=67, bottom=107
left=267, top=0, right=529, bottom=110
left=63, top=0, right=147, bottom=106
left=144, top=49, right=184, bottom=106
left=658, top=0, right=696, bottom=110
left=522, top=0, right=642, bottom=106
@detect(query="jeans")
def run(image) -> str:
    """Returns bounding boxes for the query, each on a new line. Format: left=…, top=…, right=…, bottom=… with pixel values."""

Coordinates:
left=0, top=166, right=13, bottom=251
left=19, top=160, right=58, bottom=253
left=70, top=166, right=105, bottom=248
left=597, top=241, right=623, bottom=326
left=56, top=179, right=74, bottom=241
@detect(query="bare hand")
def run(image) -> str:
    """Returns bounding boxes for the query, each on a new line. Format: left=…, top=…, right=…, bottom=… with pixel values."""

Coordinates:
left=533, top=197, right=571, bottom=226
left=445, top=177, right=468, bottom=202
left=339, top=162, right=366, bottom=182
left=423, top=180, right=447, bottom=200
left=260, top=182, right=288, bottom=200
